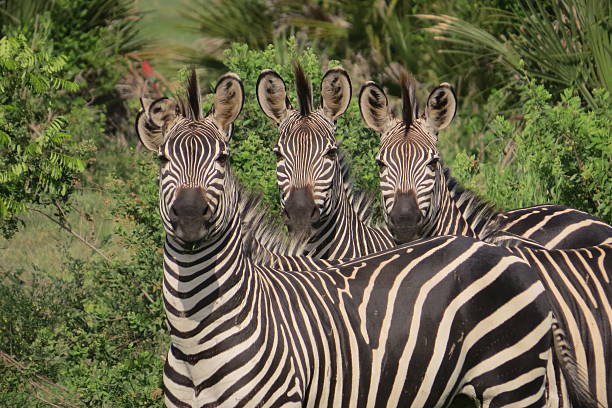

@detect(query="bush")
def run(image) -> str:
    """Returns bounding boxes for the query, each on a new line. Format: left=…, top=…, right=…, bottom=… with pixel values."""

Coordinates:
left=221, top=38, right=380, bottom=215
left=449, top=79, right=612, bottom=222
left=0, top=159, right=166, bottom=407
left=0, top=34, right=89, bottom=237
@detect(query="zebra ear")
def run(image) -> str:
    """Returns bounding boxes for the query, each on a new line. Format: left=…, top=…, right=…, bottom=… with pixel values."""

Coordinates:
left=257, top=69, right=291, bottom=124
left=424, top=83, right=457, bottom=132
left=136, top=97, right=178, bottom=151
left=320, top=67, right=351, bottom=121
left=211, top=73, right=244, bottom=141
left=359, top=82, right=393, bottom=133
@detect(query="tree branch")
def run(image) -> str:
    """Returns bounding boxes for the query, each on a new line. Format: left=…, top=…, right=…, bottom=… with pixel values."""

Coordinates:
left=0, top=351, right=81, bottom=408
left=28, top=206, right=156, bottom=305
left=30, top=207, right=112, bottom=263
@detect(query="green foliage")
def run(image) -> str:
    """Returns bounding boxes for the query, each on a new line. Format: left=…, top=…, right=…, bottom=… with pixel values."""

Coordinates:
left=0, top=34, right=88, bottom=237
left=222, top=39, right=380, bottom=214
left=450, top=79, right=612, bottom=222
left=0, top=159, right=166, bottom=407
left=421, top=0, right=611, bottom=108
left=1, top=0, right=141, bottom=101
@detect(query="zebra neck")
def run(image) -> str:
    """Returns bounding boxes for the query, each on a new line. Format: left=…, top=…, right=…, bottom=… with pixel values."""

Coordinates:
left=444, top=169, right=500, bottom=240
left=162, top=217, right=253, bottom=349
left=422, top=167, right=478, bottom=239
left=306, top=181, right=391, bottom=259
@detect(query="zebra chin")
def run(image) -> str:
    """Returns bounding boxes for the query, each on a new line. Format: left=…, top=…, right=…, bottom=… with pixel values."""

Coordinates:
left=390, top=225, right=421, bottom=244
left=171, top=222, right=209, bottom=248
left=284, top=217, right=314, bottom=237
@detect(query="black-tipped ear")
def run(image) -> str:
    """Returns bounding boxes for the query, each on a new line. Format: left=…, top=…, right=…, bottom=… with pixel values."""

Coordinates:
left=320, top=67, right=351, bottom=121
left=136, top=97, right=178, bottom=151
left=359, top=82, right=394, bottom=133
left=210, top=73, right=244, bottom=141
left=257, top=70, right=290, bottom=124
left=424, top=83, right=457, bottom=131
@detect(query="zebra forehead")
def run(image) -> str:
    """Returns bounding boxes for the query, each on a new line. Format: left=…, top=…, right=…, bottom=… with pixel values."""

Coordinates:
left=279, top=114, right=335, bottom=143
left=166, top=119, right=226, bottom=145
left=382, top=122, right=437, bottom=151
left=380, top=136, right=436, bottom=161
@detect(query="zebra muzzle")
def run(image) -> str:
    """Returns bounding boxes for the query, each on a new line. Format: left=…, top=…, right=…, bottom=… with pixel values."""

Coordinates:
left=169, top=187, right=211, bottom=243
left=283, top=187, right=320, bottom=233
left=388, top=191, right=422, bottom=243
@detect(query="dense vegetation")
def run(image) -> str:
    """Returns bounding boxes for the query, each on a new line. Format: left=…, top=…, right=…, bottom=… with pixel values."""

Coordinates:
left=0, top=0, right=609, bottom=406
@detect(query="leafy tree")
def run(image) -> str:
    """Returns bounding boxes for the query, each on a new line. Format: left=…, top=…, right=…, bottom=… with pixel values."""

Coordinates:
left=0, top=34, right=87, bottom=237
left=420, top=0, right=611, bottom=108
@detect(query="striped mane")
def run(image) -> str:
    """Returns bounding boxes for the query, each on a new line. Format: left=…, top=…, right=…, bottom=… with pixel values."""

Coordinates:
left=231, top=174, right=307, bottom=262
left=399, top=71, right=418, bottom=131
left=442, top=165, right=502, bottom=238
left=176, top=69, right=202, bottom=120
left=338, top=150, right=386, bottom=228
left=293, top=62, right=313, bottom=116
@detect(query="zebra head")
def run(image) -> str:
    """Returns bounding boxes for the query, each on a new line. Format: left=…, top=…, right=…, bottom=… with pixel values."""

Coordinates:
left=136, top=71, right=244, bottom=247
left=257, top=63, right=351, bottom=235
left=359, top=74, right=456, bottom=243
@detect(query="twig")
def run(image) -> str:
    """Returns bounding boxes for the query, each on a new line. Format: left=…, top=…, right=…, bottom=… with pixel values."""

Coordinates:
left=28, top=206, right=156, bottom=305
left=0, top=351, right=81, bottom=408
left=30, top=207, right=112, bottom=263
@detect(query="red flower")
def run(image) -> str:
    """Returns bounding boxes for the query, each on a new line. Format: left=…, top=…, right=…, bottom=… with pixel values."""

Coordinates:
left=142, top=60, right=154, bottom=77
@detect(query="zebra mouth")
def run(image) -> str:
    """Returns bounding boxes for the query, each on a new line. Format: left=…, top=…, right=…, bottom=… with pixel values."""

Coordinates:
left=171, top=219, right=212, bottom=248
left=390, top=225, right=421, bottom=244
left=284, top=217, right=313, bottom=235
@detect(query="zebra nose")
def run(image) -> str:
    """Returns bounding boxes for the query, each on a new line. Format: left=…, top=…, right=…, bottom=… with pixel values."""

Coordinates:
left=170, top=187, right=210, bottom=243
left=388, top=190, right=421, bottom=243
left=284, top=187, right=319, bottom=232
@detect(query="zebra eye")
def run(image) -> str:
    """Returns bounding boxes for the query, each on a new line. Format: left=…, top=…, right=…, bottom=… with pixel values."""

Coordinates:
left=325, top=147, right=337, bottom=160
left=216, top=152, right=229, bottom=166
left=273, top=147, right=283, bottom=162
left=376, top=159, right=386, bottom=170
left=158, top=154, right=169, bottom=165
left=427, top=157, right=439, bottom=171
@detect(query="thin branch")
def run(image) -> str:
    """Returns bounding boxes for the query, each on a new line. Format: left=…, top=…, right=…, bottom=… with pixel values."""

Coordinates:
left=0, top=351, right=81, bottom=408
left=30, top=207, right=112, bottom=263
left=28, top=206, right=156, bottom=305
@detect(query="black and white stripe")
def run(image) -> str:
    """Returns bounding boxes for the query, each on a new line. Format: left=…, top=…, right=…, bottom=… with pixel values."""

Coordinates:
left=360, top=76, right=612, bottom=406
left=134, top=71, right=579, bottom=407
left=257, top=64, right=395, bottom=259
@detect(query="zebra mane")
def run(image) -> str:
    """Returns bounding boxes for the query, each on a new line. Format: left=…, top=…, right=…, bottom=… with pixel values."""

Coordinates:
left=337, top=150, right=382, bottom=227
left=175, top=69, right=202, bottom=120
left=442, top=166, right=502, bottom=238
left=229, top=173, right=307, bottom=263
left=293, top=61, right=313, bottom=116
left=399, top=70, right=418, bottom=131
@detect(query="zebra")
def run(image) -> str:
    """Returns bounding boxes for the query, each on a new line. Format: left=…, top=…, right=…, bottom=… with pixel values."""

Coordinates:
left=256, top=63, right=395, bottom=259
left=359, top=74, right=612, bottom=407
left=134, top=70, right=586, bottom=407
left=358, top=74, right=612, bottom=249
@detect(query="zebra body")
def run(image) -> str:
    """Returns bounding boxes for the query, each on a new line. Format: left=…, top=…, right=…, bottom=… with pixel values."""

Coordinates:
left=257, top=65, right=395, bottom=259
left=359, top=76, right=612, bottom=406
left=135, top=71, right=570, bottom=407
left=162, top=229, right=556, bottom=408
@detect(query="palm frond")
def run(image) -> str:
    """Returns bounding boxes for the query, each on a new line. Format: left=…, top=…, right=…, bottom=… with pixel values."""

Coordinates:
left=417, top=0, right=611, bottom=108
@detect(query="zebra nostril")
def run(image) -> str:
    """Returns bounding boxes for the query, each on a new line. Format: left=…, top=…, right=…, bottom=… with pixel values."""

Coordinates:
left=202, top=204, right=211, bottom=221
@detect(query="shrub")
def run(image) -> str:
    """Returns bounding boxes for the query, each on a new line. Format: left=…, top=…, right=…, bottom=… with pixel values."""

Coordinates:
left=0, top=159, right=166, bottom=407
left=449, top=79, right=612, bottom=222
left=221, top=38, right=380, bottom=215
left=0, top=34, right=89, bottom=237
